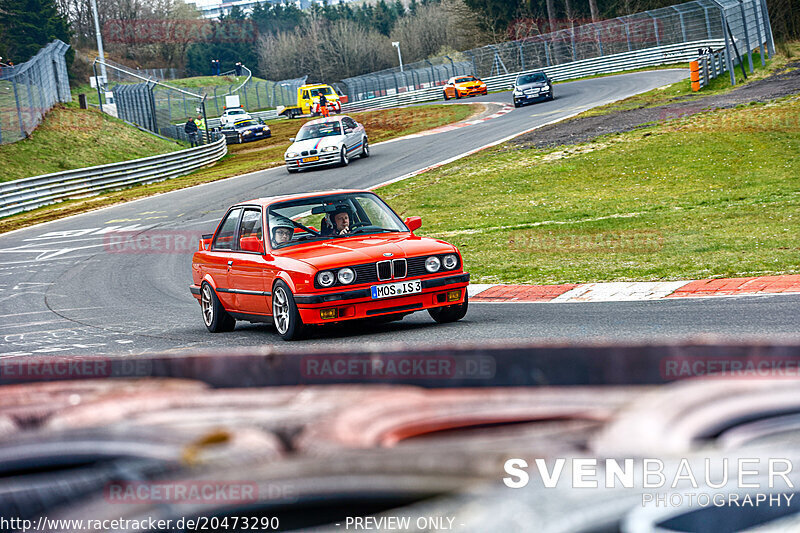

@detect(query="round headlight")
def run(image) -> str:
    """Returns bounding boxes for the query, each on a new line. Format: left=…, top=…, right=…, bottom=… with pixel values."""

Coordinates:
left=425, top=256, right=441, bottom=273
left=442, top=254, right=458, bottom=270
left=286, top=152, right=298, bottom=158
left=337, top=267, right=355, bottom=285
left=322, top=146, right=338, bottom=152
left=317, top=271, right=335, bottom=287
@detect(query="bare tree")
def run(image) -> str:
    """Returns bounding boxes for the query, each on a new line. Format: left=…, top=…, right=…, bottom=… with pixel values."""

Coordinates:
left=589, top=0, right=600, bottom=22
left=258, top=17, right=394, bottom=82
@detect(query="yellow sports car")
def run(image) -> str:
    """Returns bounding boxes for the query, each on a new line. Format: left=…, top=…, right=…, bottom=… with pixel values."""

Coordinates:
left=442, top=76, right=487, bottom=100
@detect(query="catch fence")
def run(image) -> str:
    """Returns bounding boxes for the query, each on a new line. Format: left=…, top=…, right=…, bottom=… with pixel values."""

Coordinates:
left=341, top=0, right=774, bottom=102
left=95, top=59, right=305, bottom=143
left=0, top=40, right=71, bottom=144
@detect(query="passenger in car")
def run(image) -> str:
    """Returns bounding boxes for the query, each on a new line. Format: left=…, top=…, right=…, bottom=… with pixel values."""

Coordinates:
left=272, top=225, right=293, bottom=245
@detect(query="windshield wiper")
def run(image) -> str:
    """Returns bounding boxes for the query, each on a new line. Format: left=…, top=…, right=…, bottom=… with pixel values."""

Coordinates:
left=346, top=228, right=398, bottom=235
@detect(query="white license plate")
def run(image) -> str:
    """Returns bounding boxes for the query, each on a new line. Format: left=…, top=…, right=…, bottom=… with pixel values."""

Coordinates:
left=371, top=280, right=422, bottom=299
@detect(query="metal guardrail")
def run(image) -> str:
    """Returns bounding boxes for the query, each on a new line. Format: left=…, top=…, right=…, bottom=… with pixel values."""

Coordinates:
left=690, top=49, right=728, bottom=89
left=0, top=137, right=227, bottom=218
left=341, top=40, right=724, bottom=113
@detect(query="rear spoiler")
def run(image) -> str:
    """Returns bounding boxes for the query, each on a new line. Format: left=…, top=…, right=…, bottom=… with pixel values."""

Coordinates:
left=199, top=233, right=213, bottom=251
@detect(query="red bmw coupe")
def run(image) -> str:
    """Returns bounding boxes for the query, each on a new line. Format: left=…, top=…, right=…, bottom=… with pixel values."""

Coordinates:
left=191, top=190, right=469, bottom=340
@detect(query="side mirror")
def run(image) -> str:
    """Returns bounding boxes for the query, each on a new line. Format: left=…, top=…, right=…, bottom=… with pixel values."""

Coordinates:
left=404, top=216, right=422, bottom=233
left=199, top=233, right=213, bottom=251
left=239, top=236, right=265, bottom=254
left=289, top=137, right=295, bottom=142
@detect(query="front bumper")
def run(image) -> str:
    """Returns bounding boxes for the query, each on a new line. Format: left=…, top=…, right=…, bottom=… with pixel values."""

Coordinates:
left=285, top=151, right=340, bottom=170
left=458, top=87, right=487, bottom=97
left=295, top=273, right=469, bottom=325
left=514, top=90, right=552, bottom=104
left=241, top=131, right=271, bottom=142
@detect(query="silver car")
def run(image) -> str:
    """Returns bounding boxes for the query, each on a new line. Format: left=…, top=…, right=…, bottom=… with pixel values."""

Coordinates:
left=284, top=116, right=369, bottom=173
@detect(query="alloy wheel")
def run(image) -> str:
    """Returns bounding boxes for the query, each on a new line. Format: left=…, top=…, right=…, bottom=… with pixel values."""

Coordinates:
left=201, top=285, right=214, bottom=327
left=273, top=287, right=290, bottom=334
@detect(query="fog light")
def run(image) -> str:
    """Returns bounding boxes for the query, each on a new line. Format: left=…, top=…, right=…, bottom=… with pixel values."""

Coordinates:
left=447, top=290, right=461, bottom=302
left=320, top=308, right=337, bottom=320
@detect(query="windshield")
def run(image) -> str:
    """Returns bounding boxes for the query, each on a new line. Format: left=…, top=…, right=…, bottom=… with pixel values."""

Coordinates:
left=268, top=192, right=407, bottom=248
left=310, top=87, right=332, bottom=96
left=517, top=73, right=547, bottom=85
left=227, top=109, right=245, bottom=114
left=295, top=121, right=342, bottom=140
left=455, top=77, right=477, bottom=83
left=234, top=120, right=258, bottom=128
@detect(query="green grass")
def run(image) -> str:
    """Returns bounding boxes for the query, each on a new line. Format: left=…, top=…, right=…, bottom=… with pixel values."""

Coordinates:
left=378, top=96, right=800, bottom=284
left=0, top=103, right=478, bottom=233
left=577, top=43, right=800, bottom=119
left=0, top=104, right=181, bottom=182
left=162, top=74, right=270, bottom=89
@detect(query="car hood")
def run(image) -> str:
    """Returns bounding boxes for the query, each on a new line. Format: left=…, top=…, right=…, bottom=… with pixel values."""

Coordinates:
left=278, top=233, right=457, bottom=270
left=516, top=82, right=548, bottom=90
left=287, top=136, right=345, bottom=153
left=237, top=124, right=268, bottom=132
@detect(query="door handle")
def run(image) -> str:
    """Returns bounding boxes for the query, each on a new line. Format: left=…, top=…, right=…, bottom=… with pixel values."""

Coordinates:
left=227, top=260, right=233, bottom=270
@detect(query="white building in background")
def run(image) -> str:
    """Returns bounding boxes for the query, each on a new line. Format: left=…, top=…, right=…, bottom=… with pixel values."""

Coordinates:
left=186, top=0, right=334, bottom=19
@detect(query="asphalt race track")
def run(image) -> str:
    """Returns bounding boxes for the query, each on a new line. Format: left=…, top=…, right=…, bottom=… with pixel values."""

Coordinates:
left=3, top=69, right=799, bottom=357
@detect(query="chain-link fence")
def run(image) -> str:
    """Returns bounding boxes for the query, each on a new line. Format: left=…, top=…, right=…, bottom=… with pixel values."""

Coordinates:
left=201, top=76, right=307, bottom=116
left=0, top=40, right=71, bottom=144
left=102, top=59, right=182, bottom=82
left=95, top=60, right=307, bottom=144
left=342, top=0, right=774, bottom=101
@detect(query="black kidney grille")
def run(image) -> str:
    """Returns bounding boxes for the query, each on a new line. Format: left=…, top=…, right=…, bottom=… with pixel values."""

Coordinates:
left=392, top=259, right=407, bottom=278
left=377, top=261, right=392, bottom=280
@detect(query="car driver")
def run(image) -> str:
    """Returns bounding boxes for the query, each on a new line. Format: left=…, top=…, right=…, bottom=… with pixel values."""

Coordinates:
left=332, top=209, right=350, bottom=234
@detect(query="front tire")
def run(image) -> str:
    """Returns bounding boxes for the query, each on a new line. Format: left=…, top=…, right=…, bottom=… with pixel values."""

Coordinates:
left=338, top=146, right=349, bottom=167
left=360, top=138, right=369, bottom=158
left=272, top=281, right=305, bottom=341
left=201, top=282, right=236, bottom=332
left=443, top=90, right=449, bottom=101
left=428, top=290, right=469, bottom=324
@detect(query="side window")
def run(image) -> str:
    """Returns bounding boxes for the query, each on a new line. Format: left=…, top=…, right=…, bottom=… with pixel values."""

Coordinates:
left=302, top=91, right=309, bottom=100
left=347, top=118, right=357, bottom=129
left=212, top=207, right=242, bottom=250
left=238, top=208, right=263, bottom=250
